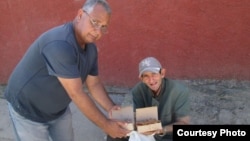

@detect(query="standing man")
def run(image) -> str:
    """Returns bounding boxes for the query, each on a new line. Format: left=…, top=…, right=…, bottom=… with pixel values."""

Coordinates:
left=4, top=0, right=129, bottom=141
left=107, top=57, right=190, bottom=141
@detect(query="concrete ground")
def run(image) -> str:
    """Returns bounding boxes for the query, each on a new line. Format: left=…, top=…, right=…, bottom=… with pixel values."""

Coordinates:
left=1, top=79, right=250, bottom=141
left=0, top=85, right=130, bottom=141
left=0, top=99, right=110, bottom=141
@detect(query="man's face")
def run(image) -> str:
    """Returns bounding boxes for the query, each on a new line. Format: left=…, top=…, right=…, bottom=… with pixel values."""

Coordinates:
left=140, top=71, right=164, bottom=92
left=75, top=4, right=110, bottom=44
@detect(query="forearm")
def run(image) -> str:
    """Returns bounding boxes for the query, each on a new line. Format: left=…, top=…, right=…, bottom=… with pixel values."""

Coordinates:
left=86, top=76, right=115, bottom=112
left=162, top=116, right=190, bottom=135
left=162, top=122, right=180, bottom=134
left=58, top=77, right=109, bottom=130
left=72, top=90, right=110, bottom=129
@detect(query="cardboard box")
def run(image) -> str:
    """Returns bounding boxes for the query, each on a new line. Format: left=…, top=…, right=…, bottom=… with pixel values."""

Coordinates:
left=135, top=106, right=162, bottom=133
left=111, top=106, right=135, bottom=130
left=111, top=106, right=162, bottom=133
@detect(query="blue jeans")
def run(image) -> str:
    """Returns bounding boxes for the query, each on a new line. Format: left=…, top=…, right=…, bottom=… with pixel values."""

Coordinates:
left=8, top=103, right=74, bottom=141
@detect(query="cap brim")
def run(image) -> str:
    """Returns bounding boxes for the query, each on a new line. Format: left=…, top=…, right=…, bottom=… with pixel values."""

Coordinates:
left=139, top=68, right=161, bottom=77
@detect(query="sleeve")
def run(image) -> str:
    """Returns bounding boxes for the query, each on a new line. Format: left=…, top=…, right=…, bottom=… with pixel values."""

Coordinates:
left=174, top=85, right=190, bottom=118
left=41, top=41, right=80, bottom=78
left=87, top=44, right=98, bottom=76
left=132, top=83, right=149, bottom=110
left=89, top=59, right=98, bottom=76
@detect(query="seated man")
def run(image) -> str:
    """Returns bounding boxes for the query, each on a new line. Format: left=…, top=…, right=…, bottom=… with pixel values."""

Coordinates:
left=107, top=57, right=190, bottom=141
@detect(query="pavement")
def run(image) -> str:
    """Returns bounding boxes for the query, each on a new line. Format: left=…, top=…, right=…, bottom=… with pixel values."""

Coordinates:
left=0, top=85, right=131, bottom=141
left=1, top=79, right=250, bottom=141
left=0, top=99, right=111, bottom=141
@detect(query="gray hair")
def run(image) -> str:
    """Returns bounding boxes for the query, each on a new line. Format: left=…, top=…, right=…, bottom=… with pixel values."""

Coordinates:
left=82, top=0, right=111, bottom=14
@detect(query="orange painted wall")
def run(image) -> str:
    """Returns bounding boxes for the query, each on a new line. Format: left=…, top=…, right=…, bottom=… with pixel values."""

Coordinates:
left=1, top=0, right=250, bottom=87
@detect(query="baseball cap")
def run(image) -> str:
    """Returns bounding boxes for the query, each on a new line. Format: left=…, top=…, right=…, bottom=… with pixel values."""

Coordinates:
left=139, top=57, right=162, bottom=77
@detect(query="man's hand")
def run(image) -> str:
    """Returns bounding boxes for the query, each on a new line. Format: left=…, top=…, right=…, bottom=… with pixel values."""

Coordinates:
left=104, top=119, right=131, bottom=138
left=108, top=105, right=121, bottom=118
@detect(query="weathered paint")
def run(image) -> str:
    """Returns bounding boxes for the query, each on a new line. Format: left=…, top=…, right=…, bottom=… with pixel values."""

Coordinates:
left=1, top=0, right=250, bottom=87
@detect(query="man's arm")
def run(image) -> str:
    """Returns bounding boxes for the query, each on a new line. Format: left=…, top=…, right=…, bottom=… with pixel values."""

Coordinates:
left=85, top=75, right=116, bottom=112
left=57, top=77, right=128, bottom=138
left=161, top=115, right=190, bottom=135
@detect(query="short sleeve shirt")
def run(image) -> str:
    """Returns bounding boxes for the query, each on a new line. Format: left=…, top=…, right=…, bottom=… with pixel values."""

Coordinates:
left=4, top=22, right=98, bottom=122
left=132, top=78, right=190, bottom=140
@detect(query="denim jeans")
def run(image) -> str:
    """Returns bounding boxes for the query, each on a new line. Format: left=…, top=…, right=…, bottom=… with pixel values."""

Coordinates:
left=8, top=103, right=74, bottom=141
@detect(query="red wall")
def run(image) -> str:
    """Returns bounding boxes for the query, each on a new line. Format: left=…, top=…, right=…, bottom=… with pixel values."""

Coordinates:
left=1, top=0, right=250, bottom=87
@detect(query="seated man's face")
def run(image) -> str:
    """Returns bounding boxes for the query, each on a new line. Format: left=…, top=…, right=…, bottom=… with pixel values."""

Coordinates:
left=141, top=71, right=163, bottom=93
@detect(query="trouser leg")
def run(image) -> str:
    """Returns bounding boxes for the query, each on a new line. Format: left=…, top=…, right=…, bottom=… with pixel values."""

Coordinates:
left=8, top=103, right=50, bottom=141
left=48, top=107, right=74, bottom=141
